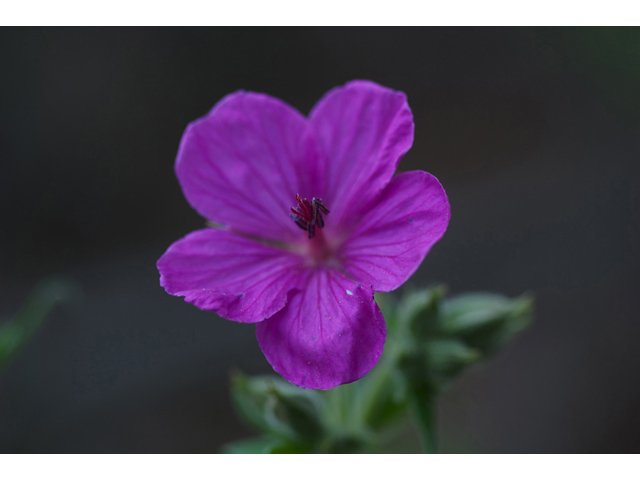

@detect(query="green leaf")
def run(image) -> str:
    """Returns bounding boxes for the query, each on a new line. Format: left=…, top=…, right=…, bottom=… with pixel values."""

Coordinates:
left=0, top=276, right=80, bottom=373
left=440, top=293, right=514, bottom=333
left=271, top=386, right=324, bottom=442
left=230, top=372, right=324, bottom=445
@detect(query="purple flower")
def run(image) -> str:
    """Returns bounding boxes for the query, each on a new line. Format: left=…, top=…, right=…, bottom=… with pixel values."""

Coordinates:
left=157, top=80, right=450, bottom=389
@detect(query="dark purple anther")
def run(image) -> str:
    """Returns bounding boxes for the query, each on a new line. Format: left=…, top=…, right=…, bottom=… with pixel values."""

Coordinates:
left=290, top=194, right=330, bottom=239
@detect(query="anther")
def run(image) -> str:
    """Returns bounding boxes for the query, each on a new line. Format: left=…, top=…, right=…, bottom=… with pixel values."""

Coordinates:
left=290, top=194, right=330, bottom=239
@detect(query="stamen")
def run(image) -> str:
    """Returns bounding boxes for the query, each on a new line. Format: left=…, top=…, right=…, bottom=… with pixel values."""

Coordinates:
left=290, top=194, right=330, bottom=239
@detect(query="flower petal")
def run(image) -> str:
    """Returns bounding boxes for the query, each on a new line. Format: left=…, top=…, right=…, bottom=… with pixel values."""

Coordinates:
left=157, top=228, right=304, bottom=323
left=176, top=91, right=324, bottom=243
left=309, top=80, right=414, bottom=232
left=340, top=171, right=451, bottom=292
left=256, top=269, right=386, bottom=389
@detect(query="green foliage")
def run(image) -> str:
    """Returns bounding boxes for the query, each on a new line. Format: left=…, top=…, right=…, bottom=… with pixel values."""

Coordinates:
left=440, top=293, right=533, bottom=357
left=395, top=288, right=533, bottom=452
left=223, top=286, right=534, bottom=454
left=230, top=372, right=325, bottom=447
left=0, top=277, right=81, bottom=373
left=221, top=437, right=310, bottom=454
left=396, top=286, right=446, bottom=339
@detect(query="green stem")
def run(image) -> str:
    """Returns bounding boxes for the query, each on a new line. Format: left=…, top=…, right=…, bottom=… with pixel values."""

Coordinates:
left=0, top=277, right=78, bottom=373
left=357, top=356, right=394, bottom=425
left=413, top=388, right=437, bottom=454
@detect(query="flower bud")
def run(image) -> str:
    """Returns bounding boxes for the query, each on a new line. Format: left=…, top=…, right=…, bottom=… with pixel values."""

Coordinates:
left=440, top=293, right=534, bottom=356
left=396, top=285, right=447, bottom=340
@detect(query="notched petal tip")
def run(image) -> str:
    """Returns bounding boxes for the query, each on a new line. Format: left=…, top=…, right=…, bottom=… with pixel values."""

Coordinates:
left=309, top=79, right=410, bottom=117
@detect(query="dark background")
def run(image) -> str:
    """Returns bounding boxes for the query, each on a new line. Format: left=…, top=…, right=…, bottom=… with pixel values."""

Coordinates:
left=1, top=27, right=639, bottom=453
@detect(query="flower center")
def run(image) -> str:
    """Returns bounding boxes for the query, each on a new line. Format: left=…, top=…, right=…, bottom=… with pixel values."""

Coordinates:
left=290, top=194, right=341, bottom=268
left=290, top=194, right=330, bottom=239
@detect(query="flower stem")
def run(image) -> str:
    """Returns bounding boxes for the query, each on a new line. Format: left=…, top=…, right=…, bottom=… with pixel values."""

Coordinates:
left=412, top=387, right=437, bottom=454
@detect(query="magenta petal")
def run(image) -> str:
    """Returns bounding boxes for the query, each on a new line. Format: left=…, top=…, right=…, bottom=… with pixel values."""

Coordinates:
left=157, top=229, right=304, bottom=323
left=256, top=269, right=386, bottom=389
left=309, top=80, right=414, bottom=232
left=176, top=91, right=324, bottom=243
left=340, top=171, right=451, bottom=292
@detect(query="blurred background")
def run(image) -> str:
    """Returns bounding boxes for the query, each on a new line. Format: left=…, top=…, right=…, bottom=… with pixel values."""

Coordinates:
left=0, top=27, right=639, bottom=453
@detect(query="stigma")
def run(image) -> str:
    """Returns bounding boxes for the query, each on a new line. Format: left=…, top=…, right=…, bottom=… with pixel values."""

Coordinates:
left=290, top=194, right=330, bottom=239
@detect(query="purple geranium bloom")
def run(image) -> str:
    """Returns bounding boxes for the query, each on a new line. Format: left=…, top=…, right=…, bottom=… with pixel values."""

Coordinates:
left=157, top=80, right=450, bottom=389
